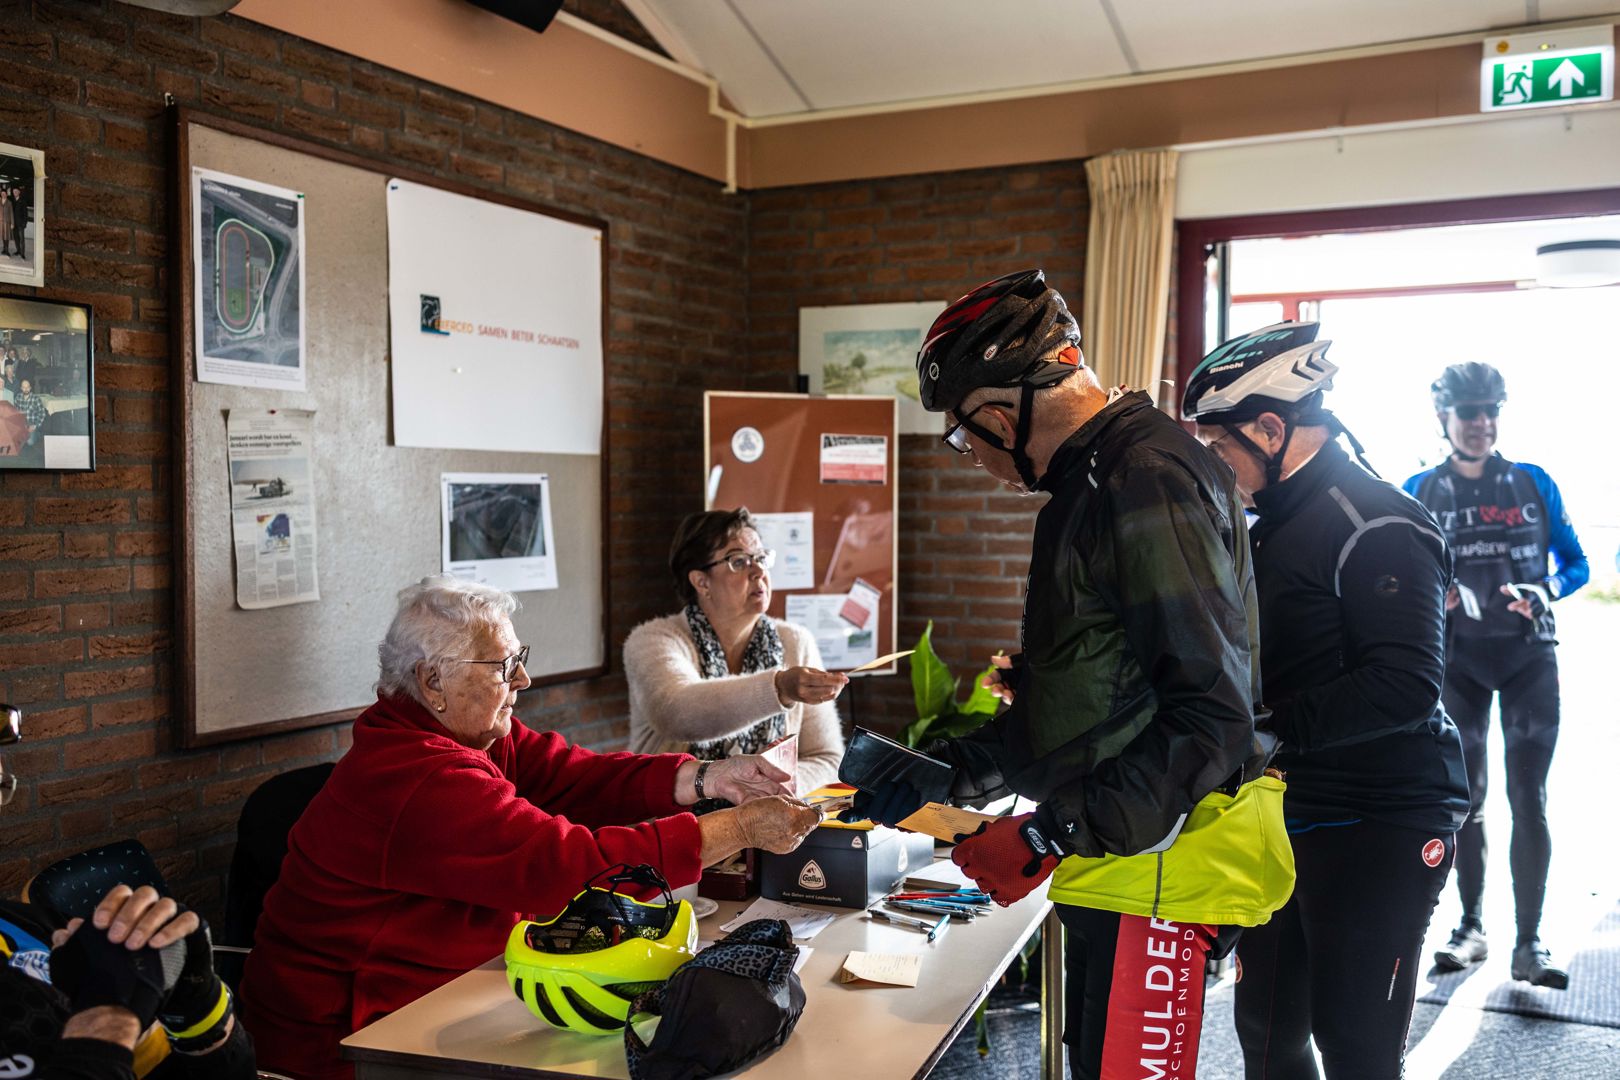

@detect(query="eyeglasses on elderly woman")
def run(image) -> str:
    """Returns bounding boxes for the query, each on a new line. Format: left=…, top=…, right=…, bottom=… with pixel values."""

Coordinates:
left=447, top=644, right=530, bottom=684
left=700, top=550, right=776, bottom=574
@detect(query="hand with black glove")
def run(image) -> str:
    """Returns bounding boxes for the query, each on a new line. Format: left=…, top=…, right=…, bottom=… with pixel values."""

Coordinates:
left=157, top=913, right=235, bottom=1054
left=1501, top=582, right=1552, bottom=620
left=48, top=921, right=177, bottom=1034
left=951, top=813, right=1062, bottom=907
left=842, top=778, right=925, bottom=827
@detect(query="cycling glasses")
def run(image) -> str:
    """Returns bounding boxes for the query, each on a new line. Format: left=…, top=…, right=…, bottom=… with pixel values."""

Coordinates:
left=701, top=550, right=776, bottom=574
left=449, top=644, right=529, bottom=684
left=1451, top=403, right=1501, bottom=421
left=942, top=400, right=1015, bottom=454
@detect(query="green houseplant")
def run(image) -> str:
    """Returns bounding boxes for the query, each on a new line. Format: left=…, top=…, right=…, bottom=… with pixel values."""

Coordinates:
left=899, top=621, right=1001, bottom=750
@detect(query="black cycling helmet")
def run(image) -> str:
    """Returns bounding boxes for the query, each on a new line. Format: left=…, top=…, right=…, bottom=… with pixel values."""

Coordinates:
left=915, top=269, right=1081, bottom=414
left=916, top=269, right=1082, bottom=488
left=1430, top=362, right=1506, bottom=411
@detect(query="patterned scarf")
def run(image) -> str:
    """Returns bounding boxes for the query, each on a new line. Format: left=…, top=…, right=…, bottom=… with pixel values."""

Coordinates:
left=683, top=602, right=787, bottom=761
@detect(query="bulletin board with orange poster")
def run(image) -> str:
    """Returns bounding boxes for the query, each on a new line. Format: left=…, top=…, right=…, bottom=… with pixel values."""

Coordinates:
left=703, top=392, right=899, bottom=674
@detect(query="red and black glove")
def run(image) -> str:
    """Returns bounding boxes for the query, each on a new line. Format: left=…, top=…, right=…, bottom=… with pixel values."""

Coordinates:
left=950, top=813, right=1062, bottom=907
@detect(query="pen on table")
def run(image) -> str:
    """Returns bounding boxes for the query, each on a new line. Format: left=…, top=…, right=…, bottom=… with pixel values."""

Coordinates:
left=887, top=899, right=977, bottom=922
left=867, top=907, right=948, bottom=943
left=889, top=891, right=992, bottom=904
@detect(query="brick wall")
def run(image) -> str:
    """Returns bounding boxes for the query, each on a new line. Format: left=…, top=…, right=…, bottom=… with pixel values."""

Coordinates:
left=747, top=164, right=1090, bottom=733
left=0, top=1, right=761, bottom=914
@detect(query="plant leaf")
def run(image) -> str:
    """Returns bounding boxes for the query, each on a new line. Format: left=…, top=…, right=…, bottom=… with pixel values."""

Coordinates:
left=909, top=621, right=954, bottom=724
left=959, top=664, right=1002, bottom=717
left=899, top=713, right=936, bottom=749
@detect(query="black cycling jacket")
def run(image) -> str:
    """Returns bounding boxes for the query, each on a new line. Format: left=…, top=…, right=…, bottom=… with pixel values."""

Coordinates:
left=1250, top=441, right=1469, bottom=833
left=943, top=391, right=1271, bottom=859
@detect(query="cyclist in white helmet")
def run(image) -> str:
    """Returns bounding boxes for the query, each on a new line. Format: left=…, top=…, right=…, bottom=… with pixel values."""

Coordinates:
left=1185, top=322, right=1468, bottom=1080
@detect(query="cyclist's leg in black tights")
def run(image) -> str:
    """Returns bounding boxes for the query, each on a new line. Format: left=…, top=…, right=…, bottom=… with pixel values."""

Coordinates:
left=1441, top=641, right=1496, bottom=929
left=1235, top=822, right=1454, bottom=1080
left=1497, top=641, right=1559, bottom=942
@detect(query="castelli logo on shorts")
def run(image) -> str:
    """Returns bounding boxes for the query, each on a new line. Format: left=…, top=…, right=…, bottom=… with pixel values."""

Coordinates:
left=798, top=859, right=827, bottom=890
left=1422, top=839, right=1445, bottom=868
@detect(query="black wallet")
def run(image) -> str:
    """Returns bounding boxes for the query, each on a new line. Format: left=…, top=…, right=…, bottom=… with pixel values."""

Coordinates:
left=837, top=727, right=954, bottom=807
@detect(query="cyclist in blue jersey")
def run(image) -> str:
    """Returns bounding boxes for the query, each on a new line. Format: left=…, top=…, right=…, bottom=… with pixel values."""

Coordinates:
left=1404, top=362, right=1588, bottom=989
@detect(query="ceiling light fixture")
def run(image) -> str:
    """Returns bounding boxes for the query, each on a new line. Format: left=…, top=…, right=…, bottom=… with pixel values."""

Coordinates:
left=1534, top=239, right=1620, bottom=288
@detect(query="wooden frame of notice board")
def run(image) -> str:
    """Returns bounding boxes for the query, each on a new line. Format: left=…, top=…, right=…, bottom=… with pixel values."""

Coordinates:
left=703, top=392, right=899, bottom=674
left=169, top=106, right=609, bottom=747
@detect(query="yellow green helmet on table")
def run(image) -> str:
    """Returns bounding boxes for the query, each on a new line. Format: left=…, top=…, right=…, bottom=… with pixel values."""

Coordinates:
left=504, top=864, right=698, bottom=1035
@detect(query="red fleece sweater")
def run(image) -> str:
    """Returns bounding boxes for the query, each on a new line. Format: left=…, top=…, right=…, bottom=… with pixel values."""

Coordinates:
left=238, top=694, right=702, bottom=1080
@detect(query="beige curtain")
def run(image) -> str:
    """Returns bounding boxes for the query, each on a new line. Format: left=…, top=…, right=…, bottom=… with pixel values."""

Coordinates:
left=1082, top=149, right=1179, bottom=395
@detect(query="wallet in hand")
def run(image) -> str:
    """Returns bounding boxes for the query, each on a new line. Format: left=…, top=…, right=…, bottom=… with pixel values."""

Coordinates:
left=837, top=727, right=954, bottom=807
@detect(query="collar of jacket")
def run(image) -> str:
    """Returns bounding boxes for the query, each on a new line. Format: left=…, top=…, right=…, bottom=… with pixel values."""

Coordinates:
left=1437, top=451, right=1509, bottom=481
left=1250, top=438, right=1352, bottom=522
left=1033, top=389, right=1155, bottom=493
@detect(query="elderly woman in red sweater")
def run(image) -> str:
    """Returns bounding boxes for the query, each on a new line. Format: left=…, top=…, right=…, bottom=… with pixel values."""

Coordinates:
left=239, top=575, right=820, bottom=1080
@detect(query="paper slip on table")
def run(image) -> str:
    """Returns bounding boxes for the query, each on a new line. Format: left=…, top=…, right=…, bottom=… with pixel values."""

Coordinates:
left=342, top=865, right=1063, bottom=1080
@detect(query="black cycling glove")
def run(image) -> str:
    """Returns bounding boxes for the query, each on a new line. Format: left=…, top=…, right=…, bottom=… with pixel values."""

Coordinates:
left=49, top=923, right=178, bottom=1031
left=157, top=913, right=234, bottom=1052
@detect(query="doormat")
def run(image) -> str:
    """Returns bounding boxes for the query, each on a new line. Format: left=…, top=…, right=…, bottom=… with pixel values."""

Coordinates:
left=1416, top=901, right=1620, bottom=1028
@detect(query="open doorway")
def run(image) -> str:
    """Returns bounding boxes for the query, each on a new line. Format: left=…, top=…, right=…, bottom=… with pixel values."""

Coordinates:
left=1177, top=196, right=1620, bottom=1066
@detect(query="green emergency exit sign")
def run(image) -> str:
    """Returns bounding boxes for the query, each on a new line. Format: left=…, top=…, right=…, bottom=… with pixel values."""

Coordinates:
left=1481, top=28, right=1614, bottom=113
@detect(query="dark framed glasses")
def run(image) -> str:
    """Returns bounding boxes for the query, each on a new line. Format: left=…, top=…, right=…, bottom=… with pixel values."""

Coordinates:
left=1451, top=403, right=1501, bottom=421
left=701, top=550, right=776, bottom=573
left=449, top=644, right=529, bottom=684
left=942, top=400, right=1014, bottom=454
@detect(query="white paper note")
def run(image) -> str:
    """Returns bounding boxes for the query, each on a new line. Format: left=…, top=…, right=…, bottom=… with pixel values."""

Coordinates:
left=839, top=951, right=922, bottom=987
left=719, top=898, right=838, bottom=940
left=751, top=511, right=815, bottom=591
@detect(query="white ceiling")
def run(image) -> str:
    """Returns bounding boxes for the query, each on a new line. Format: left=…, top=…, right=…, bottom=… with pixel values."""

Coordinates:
left=631, top=0, right=1620, bottom=118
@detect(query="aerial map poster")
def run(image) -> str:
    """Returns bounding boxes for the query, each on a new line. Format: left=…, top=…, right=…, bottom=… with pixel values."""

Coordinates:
left=192, top=167, right=307, bottom=391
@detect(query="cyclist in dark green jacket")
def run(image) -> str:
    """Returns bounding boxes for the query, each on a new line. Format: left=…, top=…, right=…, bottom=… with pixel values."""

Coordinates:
left=854, top=270, right=1288, bottom=1080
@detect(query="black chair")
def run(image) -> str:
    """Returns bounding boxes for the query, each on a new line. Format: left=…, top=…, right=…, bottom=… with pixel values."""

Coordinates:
left=218, top=762, right=334, bottom=989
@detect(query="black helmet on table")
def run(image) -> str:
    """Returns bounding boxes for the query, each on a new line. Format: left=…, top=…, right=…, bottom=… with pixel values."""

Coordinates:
left=1430, top=362, right=1506, bottom=411
left=916, top=269, right=1083, bottom=488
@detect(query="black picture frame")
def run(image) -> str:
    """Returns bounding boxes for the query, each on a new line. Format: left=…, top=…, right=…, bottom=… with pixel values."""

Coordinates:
left=0, top=295, right=95, bottom=471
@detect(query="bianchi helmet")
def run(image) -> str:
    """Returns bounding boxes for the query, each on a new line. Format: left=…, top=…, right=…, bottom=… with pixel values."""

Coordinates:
left=1180, top=321, right=1336, bottom=424
left=505, top=864, right=698, bottom=1036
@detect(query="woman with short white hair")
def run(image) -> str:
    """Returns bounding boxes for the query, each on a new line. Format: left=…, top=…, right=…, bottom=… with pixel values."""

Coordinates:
left=241, top=575, right=820, bottom=1080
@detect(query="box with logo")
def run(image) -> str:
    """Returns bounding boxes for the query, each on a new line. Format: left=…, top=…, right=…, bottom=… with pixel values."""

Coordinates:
left=759, top=821, right=936, bottom=909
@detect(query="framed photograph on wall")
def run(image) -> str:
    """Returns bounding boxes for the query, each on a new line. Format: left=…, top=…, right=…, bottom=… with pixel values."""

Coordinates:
left=0, top=295, right=94, bottom=470
left=799, top=300, right=945, bottom=435
left=0, top=143, right=44, bottom=288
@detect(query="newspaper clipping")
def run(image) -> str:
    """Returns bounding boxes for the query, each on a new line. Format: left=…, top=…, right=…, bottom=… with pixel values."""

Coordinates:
left=227, top=409, right=319, bottom=609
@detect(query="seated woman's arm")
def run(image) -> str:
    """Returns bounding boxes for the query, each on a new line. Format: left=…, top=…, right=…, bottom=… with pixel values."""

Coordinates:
left=625, top=619, right=785, bottom=745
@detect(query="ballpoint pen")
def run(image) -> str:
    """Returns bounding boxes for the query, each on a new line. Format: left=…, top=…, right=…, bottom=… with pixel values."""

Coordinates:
left=867, top=907, right=948, bottom=943
left=887, top=899, right=977, bottom=922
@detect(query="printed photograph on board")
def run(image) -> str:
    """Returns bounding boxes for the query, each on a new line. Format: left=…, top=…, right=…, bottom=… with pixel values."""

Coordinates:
left=192, top=166, right=307, bottom=390
left=0, top=144, right=44, bottom=288
left=0, top=295, right=93, bottom=471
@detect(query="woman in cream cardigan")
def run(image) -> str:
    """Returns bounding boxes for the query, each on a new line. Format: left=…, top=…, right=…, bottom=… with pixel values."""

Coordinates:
left=626, top=508, right=847, bottom=794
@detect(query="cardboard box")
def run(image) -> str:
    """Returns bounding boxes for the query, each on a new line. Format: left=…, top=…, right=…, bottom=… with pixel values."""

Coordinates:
left=759, top=824, right=936, bottom=909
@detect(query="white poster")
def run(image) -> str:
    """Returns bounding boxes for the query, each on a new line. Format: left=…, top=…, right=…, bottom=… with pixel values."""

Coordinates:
left=193, top=168, right=306, bottom=391
left=820, top=434, right=888, bottom=485
left=786, top=594, right=877, bottom=672
left=387, top=179, right=602, bottom=454
left=441, top=472, right=558, bottom=592
left=226, top=409, right=319, bottom=609
left=750, top=510, right=814, bottom=591
left=799, top=301, right=944, bottom=435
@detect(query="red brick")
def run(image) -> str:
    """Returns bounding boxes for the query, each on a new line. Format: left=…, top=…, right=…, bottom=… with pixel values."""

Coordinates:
left=64, top=728, right=158, bottom=770
left=131, top=27, right=217, bottom=73
left=32, top=498, right=130, bottom=526
left=113, top=531, right=168, bottom=558
left=282, top=39, right=349, bottom=83
left=25, top=704, right=89, bottom=740
left=3, top=637, right=84, bottom=668
left=35, top=566, right=130, bottom=598
left=300, top=80, right=336, bottom=110
left=0, top=534, right=58, bottom=561
left=131, top=563, right=169, bottom=591
left=96, top=694, right=171, bottom=729
left=65, top=664, right=154, bottom=699
left=97, top=363, right=166, bottom=392
left=37, top=766, right=134, bottom=807
left=63, top=532, right=110, bottom=559
left=64, top=602, right=111, bottom=631
left=220, top=53, right=295, bottom=97
left=0, top=604, right=61, bottom=634
left=89, top=630, right=168, bottom=659
left=0, top=95, right=49, bottom=134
